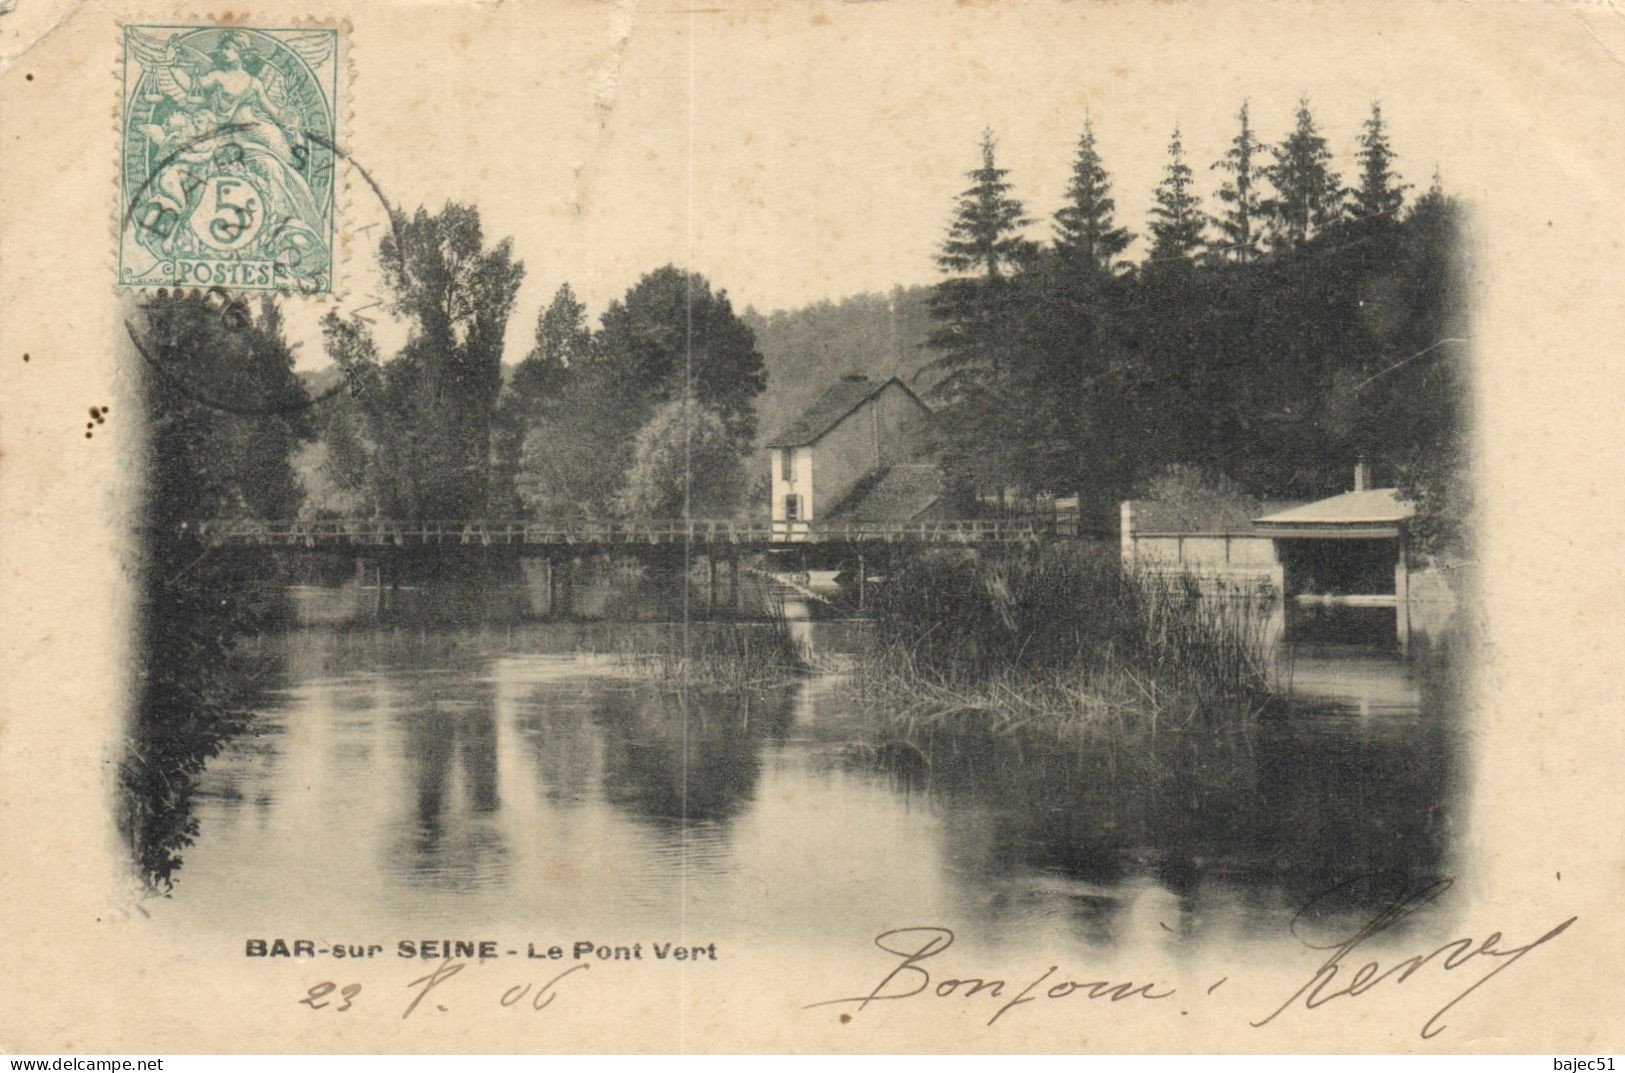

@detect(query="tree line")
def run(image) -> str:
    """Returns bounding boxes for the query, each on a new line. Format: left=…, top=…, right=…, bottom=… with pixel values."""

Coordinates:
left=304, top=208, right=766, bottom=524
left=926, top=99, right=1468, bottom=553
left=138, top=93, right=1468, bottom=556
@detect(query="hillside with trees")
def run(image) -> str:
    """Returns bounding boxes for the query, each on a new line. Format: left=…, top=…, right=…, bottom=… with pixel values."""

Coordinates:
left=740, top=285, right=937, bottom=445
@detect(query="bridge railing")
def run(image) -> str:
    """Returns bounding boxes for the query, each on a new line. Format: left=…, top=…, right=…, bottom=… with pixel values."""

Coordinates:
left=194, top=517, right=1043, bottom=548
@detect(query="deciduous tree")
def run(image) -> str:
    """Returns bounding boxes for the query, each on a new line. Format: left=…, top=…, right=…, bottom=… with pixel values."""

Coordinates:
left=1351, top=102, right=1409, bottom=225
left=516, top=266, right=764, bottom=518
left=614, top=394, right=746, bottom=518
left=371, top=201, right=526, bottom=518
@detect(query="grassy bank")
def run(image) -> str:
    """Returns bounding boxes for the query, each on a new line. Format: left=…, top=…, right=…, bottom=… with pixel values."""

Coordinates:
left=852, top=545, right=1276, bottom=745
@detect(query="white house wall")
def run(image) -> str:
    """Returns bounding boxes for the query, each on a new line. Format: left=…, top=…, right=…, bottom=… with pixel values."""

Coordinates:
left=770, top=445, right=816, bottom=522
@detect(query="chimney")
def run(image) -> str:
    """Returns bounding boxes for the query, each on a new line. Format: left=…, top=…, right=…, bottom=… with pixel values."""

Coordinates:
left=1353, top=459, right=1369, bottom=492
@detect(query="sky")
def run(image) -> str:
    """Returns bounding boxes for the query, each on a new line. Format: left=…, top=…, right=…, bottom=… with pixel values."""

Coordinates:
left=272, top=0, right=1572, bottom=370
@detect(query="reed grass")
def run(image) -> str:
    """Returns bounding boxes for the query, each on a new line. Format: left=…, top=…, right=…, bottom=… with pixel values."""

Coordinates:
left=852, top=545, right=1277, bottom=744
left=617, top=595, right=810, bottom=690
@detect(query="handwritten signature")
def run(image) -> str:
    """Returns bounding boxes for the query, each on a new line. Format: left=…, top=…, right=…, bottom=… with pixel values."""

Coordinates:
left=807, top=874, right=1578, bottom=1039
left=1252, top=874, right=1576, bottom=1039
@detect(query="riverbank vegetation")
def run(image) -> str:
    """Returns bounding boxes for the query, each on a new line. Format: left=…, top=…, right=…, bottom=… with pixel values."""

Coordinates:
left=616, top=596, right=809, bottom=691
left=850, top=546, right=1277, bottom=747
left=123, top=291, right=312, bottom=890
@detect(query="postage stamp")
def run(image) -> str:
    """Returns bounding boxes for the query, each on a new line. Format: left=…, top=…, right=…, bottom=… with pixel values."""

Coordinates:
left=119, top=24, right=340, bottom=293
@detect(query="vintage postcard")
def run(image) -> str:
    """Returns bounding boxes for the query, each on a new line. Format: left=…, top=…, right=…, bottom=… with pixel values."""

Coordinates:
left=2, top=0, right=1623, bottom=1055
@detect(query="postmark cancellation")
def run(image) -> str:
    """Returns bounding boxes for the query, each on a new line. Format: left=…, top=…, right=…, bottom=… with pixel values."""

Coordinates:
left=119, top=24, right=340, bottom=293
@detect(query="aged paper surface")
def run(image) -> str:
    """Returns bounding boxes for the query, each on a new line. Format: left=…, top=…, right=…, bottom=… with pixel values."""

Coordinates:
left=2, top=0, right=1623, bottom=1054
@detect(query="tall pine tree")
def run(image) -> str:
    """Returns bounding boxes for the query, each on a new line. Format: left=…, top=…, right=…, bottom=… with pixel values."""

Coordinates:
left=927, top=129, right=1037, bottom=503
left=1351, top=101, right=1409, bottom=224
left=1053, top=115, right=1133, bottom=273
left=1147, top=126, right=1206, bottom=263
left=939, top=129, right=1037, bottom=280
left=1211, top=101, right=1265, bottom=264
left=1262, top=97, right=1345, bottom=248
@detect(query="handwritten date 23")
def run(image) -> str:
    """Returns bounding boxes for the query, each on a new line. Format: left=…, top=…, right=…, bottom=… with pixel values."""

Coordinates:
left=297, top=962, right=589, bottom=1019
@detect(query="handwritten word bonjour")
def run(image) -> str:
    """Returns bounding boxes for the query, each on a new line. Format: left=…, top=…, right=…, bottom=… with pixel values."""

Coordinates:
left=809, top=878, right=1577, bottom=1039
left=805, top=927, right=1175, bottom=1027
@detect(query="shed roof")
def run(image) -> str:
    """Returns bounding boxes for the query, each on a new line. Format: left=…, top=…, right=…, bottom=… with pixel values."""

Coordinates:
left=1253, top=488, right=1414, bottom=537
left=1128, top=497, right=1305, bottom=536
left=823, top=463, right=944, bottom=522
left=762, top=376, right=925, bottom=448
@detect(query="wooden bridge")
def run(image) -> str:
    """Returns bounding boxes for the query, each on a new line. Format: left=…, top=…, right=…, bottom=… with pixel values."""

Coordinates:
left=196, top=517, right=1046, bottom=549
left=196, top=516, right=1053, bottom=614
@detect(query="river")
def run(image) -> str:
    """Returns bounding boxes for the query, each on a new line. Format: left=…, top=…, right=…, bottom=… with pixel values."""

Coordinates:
left=147, top=575, right=1467, bottom=957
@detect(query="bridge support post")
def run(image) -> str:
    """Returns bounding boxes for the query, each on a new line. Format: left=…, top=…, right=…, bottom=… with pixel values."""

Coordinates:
left=728, top=549, right=742, bottom=613
left=551, top=556, right=575, bottom=619
left=1395, top=537, right=1411, bottom=656
left=544, top=557, right=556, bottom=618
left=857, top=552, right=866, bottom=612
left=707, top=552, right=719, bottom=613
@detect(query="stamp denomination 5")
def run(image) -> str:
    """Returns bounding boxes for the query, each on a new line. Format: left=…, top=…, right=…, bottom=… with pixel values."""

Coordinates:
left=120, top=24, right=339, bottom=294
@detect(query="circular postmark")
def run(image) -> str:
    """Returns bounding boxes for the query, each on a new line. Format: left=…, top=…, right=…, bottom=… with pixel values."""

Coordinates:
left=123, top=129, right=401, bottom=418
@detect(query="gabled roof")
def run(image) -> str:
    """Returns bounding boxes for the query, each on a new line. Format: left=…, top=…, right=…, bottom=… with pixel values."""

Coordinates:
left=762, top=376, right=927, bottom=448
left=1254, top=488, right=1414, bottom=537
left=823, top=463, right=944, bottom=522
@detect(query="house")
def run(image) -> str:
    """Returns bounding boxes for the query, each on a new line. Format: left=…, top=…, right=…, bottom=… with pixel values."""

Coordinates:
left=761, top=374, right=935, bottom=529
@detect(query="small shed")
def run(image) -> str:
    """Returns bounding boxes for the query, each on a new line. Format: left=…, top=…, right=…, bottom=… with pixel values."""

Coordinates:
left=1253, top=488, right=1417, bottom=649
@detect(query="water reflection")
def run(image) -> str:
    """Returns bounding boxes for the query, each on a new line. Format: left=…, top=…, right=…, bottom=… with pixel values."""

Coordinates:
left=863, top=645, right=1463, bottom=950
left=591, top=687, right=795, bottom=826
left=158, top=590, right=1466, bottom=956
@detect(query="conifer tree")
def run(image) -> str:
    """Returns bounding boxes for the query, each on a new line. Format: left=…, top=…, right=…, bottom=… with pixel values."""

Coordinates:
left=1147, top=126, right=1206, bottom=263
left=1410, top=167, right=1446, bottom=219
left=1053, top=115, right=1133, bottom=273
left=1351, top=102, right=1409, bottom=223
left=939, top=129, right=1037, bottom=281
left=1262, top=97, right=1345, bottom=247
left=1211, top=101, right=1265, bottom=263
left=927, top=129, right=1038, bottom=501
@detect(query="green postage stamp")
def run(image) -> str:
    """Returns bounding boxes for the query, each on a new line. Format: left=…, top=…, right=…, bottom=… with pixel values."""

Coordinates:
left=119, top=25, right=339, bottom=293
